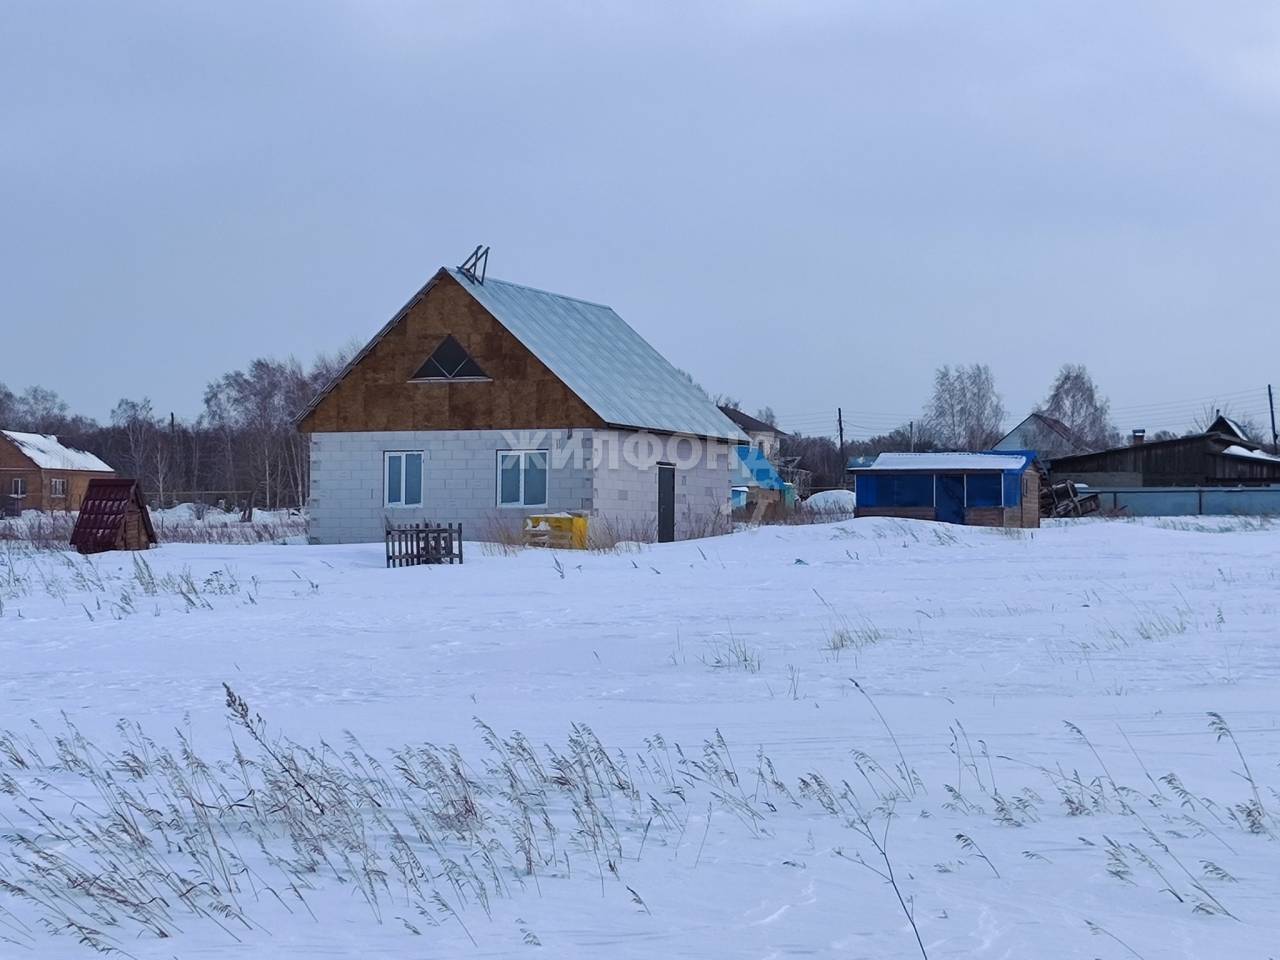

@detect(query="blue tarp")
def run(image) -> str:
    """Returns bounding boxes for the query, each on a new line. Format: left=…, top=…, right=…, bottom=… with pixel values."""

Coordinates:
left=735, top=445, right=787, bottom=490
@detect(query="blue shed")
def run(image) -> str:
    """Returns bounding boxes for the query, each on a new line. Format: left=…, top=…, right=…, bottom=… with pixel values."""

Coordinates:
left=851, top=451, right=1040, bottom=528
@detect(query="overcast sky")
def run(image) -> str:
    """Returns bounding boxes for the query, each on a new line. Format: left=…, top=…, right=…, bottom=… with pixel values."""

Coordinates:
left=3, top=1, right=1279, bottom=440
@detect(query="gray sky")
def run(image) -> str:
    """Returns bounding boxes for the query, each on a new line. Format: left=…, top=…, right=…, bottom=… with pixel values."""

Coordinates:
left=3, top=1, right=1279, bottom=440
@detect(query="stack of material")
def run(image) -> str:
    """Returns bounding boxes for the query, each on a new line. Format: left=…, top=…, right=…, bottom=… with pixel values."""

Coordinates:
left=523, top=513, right=588, bottom=549
left=1040, top=477, right=1100, bottom=518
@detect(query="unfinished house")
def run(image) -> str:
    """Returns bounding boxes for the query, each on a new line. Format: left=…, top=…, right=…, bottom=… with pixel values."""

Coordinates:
left=296, top=260, right=747, bottom=544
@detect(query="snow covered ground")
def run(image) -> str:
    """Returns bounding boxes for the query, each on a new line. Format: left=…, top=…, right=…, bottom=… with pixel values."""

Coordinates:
left=1, top=516, right=1278, bottom=958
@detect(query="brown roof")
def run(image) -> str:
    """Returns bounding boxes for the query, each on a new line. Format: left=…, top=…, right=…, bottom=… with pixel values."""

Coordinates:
left=718, top=405, right=783, bottom=436
left=69, top=478, right=156, bottom=554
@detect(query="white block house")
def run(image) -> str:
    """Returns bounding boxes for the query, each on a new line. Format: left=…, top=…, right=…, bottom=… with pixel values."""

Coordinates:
left=296, top=264, right=747, bottom=544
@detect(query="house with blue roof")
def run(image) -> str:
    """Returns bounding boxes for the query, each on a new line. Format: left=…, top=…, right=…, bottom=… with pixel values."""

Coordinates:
left=850, top=451, right=1041, bottom=528
left=297, top=259, right=747, bottom=544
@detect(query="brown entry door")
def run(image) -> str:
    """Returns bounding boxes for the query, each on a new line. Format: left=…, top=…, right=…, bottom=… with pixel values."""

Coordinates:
left=657, top=463, right=675, bottom=543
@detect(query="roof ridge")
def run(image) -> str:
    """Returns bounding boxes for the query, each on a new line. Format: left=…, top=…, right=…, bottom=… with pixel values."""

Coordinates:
left=451, top=269, right=615, bottom=310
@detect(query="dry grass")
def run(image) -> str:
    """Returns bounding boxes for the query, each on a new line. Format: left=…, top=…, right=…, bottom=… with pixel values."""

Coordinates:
left=0, top=510, right=306, bottom=549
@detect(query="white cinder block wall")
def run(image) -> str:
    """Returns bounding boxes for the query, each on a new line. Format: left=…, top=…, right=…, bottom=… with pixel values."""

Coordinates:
left=588, top=431, right=735, bottom=542
left=307, top=430, right=592, bottom=544
left=307, top=429, right=735, bottom=544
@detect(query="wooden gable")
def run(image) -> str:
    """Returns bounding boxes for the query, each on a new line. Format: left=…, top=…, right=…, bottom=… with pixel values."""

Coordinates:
left=299, top=271, right=607, bottom=433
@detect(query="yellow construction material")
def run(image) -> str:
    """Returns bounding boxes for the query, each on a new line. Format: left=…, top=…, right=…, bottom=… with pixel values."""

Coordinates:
left=523, top=513, right=589, bottom=549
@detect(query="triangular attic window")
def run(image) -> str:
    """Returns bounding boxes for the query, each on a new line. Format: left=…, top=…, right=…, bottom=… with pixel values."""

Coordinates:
left=410, top=335, right=490, bottom=381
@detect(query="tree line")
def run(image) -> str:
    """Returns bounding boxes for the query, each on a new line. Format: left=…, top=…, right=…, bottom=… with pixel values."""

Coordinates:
left=0, top=349, right=351, bottom=510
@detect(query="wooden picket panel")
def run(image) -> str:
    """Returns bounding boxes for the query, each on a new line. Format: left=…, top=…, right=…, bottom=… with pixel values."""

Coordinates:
left=384, top=522, right=463, bottom=568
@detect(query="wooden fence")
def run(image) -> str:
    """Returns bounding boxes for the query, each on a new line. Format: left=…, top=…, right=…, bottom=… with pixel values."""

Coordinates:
left=385, top=522, right=463, bottom=568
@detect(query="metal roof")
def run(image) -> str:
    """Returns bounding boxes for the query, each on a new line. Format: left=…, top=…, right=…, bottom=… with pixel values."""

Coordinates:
left=857, top=452, right=1031, bottom=473
left=448, top=269, right=746, bottom=441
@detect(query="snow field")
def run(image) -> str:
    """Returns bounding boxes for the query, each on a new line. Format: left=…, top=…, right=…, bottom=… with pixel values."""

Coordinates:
left=0, top=516, right=1278, bottom=958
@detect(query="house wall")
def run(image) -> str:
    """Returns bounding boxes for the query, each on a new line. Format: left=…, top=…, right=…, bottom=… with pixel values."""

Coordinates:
left=299, top=272, right=607, bottom=434
left=0, top=438, right=40, bottom=512
left=308, top=429, right=594, bottom=544
left=588, top=430, right=734, bottom=542
left=1050, top=436, right=1280, bottom=487
left=308, top=428, right=735, bottom=545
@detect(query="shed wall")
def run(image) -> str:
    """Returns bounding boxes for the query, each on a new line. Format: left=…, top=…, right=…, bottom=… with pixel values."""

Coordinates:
left=854, top=507, right=936, bottom=521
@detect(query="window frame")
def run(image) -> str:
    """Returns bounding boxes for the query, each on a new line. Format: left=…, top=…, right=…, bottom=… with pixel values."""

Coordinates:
left=384, top=450, right=425, bottom=508
left=963, top=473, right=1004, bottom=508
left=50, top=477, right=68, bottom=498
left=496, top=449, right=550, bottom=508
left=10, top=477, right=27, bottom=498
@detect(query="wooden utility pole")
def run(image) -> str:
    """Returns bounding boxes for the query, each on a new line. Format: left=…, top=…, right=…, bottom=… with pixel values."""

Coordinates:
left=837, top=408, right=846, bottom=486
left=1269, top=384, right=1278, bottom=453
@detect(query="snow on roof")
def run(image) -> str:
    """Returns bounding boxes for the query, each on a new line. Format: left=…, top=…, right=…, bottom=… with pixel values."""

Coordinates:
left=449, top=270, right=746, bottom=442
left=1, top=431, right=113, bottom=472
left=860, top=452, right=1030, bottom=472
left=1220, top=444, right=1280, bottom=464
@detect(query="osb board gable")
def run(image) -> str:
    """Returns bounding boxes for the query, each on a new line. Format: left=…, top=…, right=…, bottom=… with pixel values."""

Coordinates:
left=300, top=272, right=607, bottom=433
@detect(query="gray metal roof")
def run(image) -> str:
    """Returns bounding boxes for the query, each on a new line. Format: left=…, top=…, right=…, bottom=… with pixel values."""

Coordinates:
left=448, top=269, right=746, bottom=442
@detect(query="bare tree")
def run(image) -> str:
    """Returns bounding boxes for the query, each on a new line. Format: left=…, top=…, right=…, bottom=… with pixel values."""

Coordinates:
left=778, top=434, right=844, bottom=489
left=923, top=364, right=1006, bottom=451
left=847, top=422, right=938, bottom=458
left=1038, top=364, right=1117, bottom=451
left=12, top=385, right=71, bottom=433
left=0, top=382, right=15, bottom=426
left=755, top=406, right=778, bottom=427
left=111, top=397, right=157, bottom=481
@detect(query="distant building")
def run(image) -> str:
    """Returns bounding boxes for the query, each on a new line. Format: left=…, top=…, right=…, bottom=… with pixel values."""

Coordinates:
left=993, top=413, right=1087, bottom=459
left=718, top=406, right=784, bottom=461
left=1049, top=427, right=1280, bottom=488
left=851, top=452, right=1040, bottom=529
left=0, top=431, right=114, bottom=515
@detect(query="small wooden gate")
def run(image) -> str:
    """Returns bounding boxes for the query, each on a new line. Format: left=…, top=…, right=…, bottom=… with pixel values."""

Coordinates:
left=385, top=522, right=463, bottom=568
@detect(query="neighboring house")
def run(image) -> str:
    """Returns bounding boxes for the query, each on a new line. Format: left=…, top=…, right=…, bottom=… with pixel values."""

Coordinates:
left=718, top=406, right=783, bottom=461
left=296, top=266, right=748, bottom=544
left=1049, top=428, right=1280, bottom=487
left=993, top=412, right=1087, bottom=459
left=1204, top=414, right=1253, bottom=443
left=851, top=451, right=1040, bottom=528
left=0, top=431, right=114, bottom=515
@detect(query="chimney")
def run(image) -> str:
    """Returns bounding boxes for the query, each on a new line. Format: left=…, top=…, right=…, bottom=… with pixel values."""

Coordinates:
left=1131, top=428, right=1146, bottom=446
